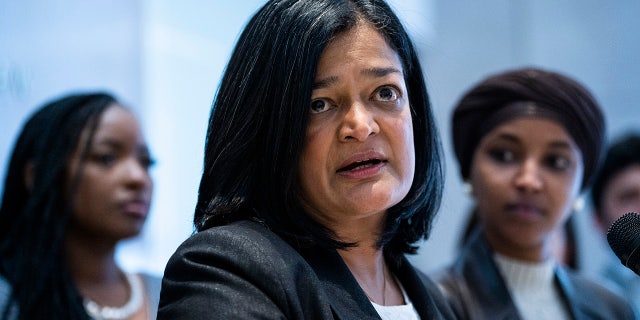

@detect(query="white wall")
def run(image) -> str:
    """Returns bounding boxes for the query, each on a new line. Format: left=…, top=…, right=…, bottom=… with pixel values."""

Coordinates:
left=120, top=0, right=268, bottom=275
left=0, top=0, right=142, bottom=169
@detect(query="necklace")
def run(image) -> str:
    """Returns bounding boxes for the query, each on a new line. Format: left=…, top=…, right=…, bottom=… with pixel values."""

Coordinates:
left=83, top=272, right=144, bottom=320
left=362, top=263, right=388, bottom=305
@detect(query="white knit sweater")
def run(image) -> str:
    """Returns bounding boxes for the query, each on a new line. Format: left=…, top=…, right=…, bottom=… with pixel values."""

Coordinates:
left=493, top=253, right=571, bottom=320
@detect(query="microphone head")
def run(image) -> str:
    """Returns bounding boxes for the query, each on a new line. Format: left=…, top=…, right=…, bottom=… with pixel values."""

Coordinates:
left=607, top=212, right=640, bottom=274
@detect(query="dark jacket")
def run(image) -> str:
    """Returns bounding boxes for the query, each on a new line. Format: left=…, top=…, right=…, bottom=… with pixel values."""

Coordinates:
left=431, top=231, right=637, bottom=320
left=157, top=220, right=455, bottom=319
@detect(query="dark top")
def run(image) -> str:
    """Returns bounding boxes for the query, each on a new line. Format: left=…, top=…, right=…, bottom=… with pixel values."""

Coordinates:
left=157, top=219, right=456, bottom=319
left=431, top=230, right=637, bottom=320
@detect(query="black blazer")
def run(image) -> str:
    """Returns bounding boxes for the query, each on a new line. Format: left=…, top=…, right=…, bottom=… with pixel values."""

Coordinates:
left=432, top=231, right=637, bottom=320
left=157, top=220, right=455, bottom=319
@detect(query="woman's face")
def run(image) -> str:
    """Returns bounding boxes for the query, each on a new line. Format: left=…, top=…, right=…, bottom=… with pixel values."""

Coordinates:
left=298, top=23, right=415, bottom=231
left=67, top=105, right=154, bottom=241
left=598, top=164, right=640, bottom=229
left=469, top=117, right=583, bottom=261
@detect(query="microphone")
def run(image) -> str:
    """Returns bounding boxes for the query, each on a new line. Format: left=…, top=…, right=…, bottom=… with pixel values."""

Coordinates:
left=607, top=212, right=640, bottom=276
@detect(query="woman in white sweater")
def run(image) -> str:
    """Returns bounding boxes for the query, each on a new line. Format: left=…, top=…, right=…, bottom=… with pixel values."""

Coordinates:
left=432, top=67, right=636, bottom=320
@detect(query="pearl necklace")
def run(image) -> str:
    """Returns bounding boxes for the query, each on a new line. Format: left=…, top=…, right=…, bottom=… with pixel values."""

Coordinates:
left=83, top=272, right=144, bottom=320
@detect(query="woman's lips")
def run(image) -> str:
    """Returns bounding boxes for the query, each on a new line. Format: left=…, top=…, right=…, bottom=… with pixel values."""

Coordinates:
left=505, top=203, right=544, bottom=220
left=337, top=158, right=384, bottom=172
left=337, top=160, right=387, bottom=179
left=337, top=150, right=386, bottom=171
left=337, top=151, right=388, bottom=179
left=121, top=200, right=150, bottom=218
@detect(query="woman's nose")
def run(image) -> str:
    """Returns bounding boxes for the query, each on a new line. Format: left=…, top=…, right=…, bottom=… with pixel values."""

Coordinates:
left=123, top=158, right=151, bottom=189
left=338, top=102, right=379, bottom=142
left=514, top=160, right=543, bottom=192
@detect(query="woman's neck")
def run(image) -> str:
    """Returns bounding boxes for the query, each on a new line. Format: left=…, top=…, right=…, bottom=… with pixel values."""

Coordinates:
left=65, top=231, right=128, bottom=307
left=339, top=245, right=404, bottom=306
left=484, top=229, right=552, bottom=263
left=65, top=229, right=120, bottom=279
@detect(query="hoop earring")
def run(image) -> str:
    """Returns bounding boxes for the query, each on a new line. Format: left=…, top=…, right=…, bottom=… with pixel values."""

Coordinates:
left=462, top=181, right=473, bottom=196
left=572, top=196, right=585, bottom=212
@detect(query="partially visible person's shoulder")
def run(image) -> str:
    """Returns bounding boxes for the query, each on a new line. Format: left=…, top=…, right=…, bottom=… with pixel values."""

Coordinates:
left=138, top=272, right=162, bottom=292
left=0, top=273, right=10, bottom=301
left=0, top=273, right=18, bottom=319
left=169, top=219, right=308, bottom=277
left=139, top=272, right=162, bottom=319
left=181, top=220, right=297, bottom=256
left=159, top=220, right=333, bottom=319
left=561, top=267, right=637, bottom=319
left=563, top=268, right=628, bottom=301
left=140, top=272, right=162, bottom=295
left=428, top=264, right=466, bottom=301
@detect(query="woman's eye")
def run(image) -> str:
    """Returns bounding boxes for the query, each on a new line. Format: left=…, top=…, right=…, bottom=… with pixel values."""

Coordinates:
left=93, top=153, right=117, bottom=166
left=546, top=155, right=571, bottom=171
left=489, top=149, right=515, bottom=163
left=373, top=86, right=399, bottom=102
left=310, top=99, right=332, bottom=114
left=139, top=155, right=156, bottom=169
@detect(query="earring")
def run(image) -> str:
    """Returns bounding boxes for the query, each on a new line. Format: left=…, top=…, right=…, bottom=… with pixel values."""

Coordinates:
left=572, top=196, right=585, bottom=212
left=462, top=181, right=473, bottom=196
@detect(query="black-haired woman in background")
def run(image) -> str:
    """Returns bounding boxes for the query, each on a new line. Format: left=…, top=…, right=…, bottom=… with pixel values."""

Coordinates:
left=433, top=67, right=636, bottom=319
left=0, top=93, right=161, bottom=319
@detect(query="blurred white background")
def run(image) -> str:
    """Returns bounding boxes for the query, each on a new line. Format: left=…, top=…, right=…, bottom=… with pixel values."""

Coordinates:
left=1, top=0, right=639, bottom=278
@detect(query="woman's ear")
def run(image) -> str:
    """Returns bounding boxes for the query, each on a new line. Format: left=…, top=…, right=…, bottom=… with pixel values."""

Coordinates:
left=24, top=161, right=35, bottom=192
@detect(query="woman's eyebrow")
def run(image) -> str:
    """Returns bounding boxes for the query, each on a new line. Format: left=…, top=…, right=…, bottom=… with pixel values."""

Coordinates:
left=312, top=66, right=401, bottom=90
left=548, top=140, right=574, bottom=151
left=493, top=133, right=574, bottom=151
left=361, top=66, right=401, bottom=78
left=312, top=76, right=338, bottom=90
left=93, top=138, right=124, bottom=149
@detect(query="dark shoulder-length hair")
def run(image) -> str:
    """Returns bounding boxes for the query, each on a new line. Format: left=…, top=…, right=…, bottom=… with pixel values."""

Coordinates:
left=195, top=0, right=443, bottom=260
left=0, top=92, right=116, bottom=319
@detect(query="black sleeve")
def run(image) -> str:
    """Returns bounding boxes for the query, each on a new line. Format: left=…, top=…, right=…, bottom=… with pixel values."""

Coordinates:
left=157, top=227, right=291, bottom=320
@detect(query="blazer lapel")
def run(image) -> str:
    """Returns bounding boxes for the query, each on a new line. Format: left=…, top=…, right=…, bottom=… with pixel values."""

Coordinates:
left=301, top=248, right=381, bottom=320
left=393, top=256, right=445, bottom=319
left=461, top=232, right=522, bottom=320
left=554, top=266, right=584, bottom=319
